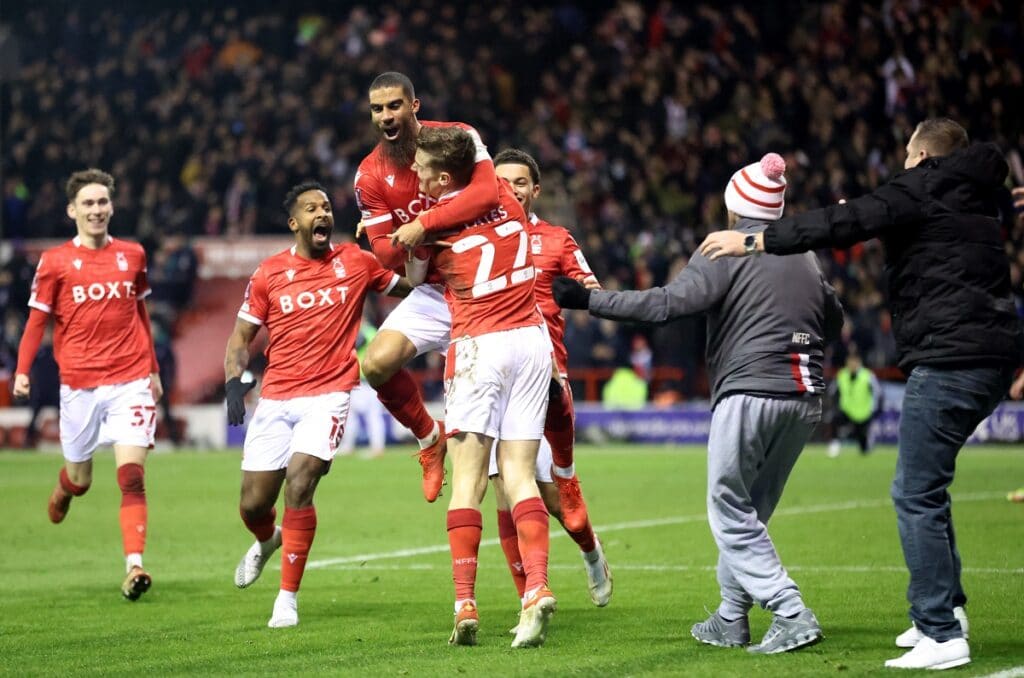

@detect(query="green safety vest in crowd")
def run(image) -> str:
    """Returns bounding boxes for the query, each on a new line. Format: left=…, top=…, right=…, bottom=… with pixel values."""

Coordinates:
left=602, top=367, right=648, bottom=409
left=356, top=323, right=377, bottom=380
left=836, top=367, right=874, bottom=423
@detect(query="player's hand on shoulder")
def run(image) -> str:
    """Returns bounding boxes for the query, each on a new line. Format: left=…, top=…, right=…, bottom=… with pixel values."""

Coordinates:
left=12, top=373, right=30, bottom=400
left=698, top=230, right=747, bottom=260
left=389, top=218, right=426, bottom=249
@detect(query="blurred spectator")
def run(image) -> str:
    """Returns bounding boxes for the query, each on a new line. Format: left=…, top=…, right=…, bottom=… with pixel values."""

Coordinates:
left=148, top=229, right=198, bottom=319
left=4, top=1, right=1023, bottom=400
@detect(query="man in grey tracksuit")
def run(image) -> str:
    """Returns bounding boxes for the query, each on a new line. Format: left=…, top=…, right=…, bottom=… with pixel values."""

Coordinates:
left=553, top=154, right=842, bottom=654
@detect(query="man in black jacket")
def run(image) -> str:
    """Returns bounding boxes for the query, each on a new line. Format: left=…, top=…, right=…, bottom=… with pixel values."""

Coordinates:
left=700, top=118, right=1021, bottom=671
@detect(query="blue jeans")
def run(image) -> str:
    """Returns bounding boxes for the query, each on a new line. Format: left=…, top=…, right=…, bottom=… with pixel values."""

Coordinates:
left=893, top=365, right=1013, bottom=641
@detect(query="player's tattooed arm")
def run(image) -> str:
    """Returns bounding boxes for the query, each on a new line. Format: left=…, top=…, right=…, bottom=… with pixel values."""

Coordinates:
left=224, top=319, right=260, bottom=380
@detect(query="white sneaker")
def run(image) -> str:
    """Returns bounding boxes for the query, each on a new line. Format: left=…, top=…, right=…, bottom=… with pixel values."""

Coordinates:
left=511, top=587, right=556, bottom=648
left=235, top=526, right=282, bottom=588
left=582, top=539, right=613, bottom=607
left=267, top=592, right=298, bottom=628
left=885, top=636, right=970, bottom=670
left=894, top=606, right=968, bottom=648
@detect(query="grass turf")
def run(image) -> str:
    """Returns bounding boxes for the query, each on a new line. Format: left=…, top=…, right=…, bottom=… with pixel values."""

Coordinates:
left=0, top=444, right=1021, bottom=677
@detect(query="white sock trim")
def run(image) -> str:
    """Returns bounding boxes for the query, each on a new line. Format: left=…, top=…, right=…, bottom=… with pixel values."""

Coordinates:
left=552, top=464, right=575, bottom=479
left=454, top=598, right=475, bottom=613
left=417, top=421, right=440, bottom=450
left=126, top=553, right=143, bottom=572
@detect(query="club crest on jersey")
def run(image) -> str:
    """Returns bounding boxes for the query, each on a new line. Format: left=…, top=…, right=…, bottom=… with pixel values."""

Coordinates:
left=531, top=234, right=543, bottom=255
left=72, top=258, right=82, bottom=270
left=285, top=269, right=296, bottom=282
left=385, top=174, right=395, bottom=187
left=333, top=259, right=346, bottom=279
left=116, top=251, right=128, bottom=271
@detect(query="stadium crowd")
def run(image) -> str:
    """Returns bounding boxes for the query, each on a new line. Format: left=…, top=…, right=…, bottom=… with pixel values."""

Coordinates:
left=3, top=0, right=1024, bottom=400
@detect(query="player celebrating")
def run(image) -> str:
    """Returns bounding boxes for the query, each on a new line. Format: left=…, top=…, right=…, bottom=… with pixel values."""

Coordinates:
left=224, top=181, right=411, bottom=628
left=14, top=168, right=163, bottom=601
left=412, top=127, right=556, bottom=648
left=354, top=71, right=501, bottom=503
left=492, top=148, right=611, bottom=607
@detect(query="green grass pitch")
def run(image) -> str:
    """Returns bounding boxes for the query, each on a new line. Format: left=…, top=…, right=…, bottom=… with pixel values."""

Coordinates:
left=0, top=444, right=1021, bottom=677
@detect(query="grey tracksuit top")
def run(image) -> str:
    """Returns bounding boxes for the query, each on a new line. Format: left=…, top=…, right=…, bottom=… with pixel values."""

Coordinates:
left=588, top=219, right=843, bottom=408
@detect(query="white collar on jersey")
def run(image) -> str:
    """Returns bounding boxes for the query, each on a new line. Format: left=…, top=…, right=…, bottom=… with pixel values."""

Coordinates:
left=72, top=235, right=113, bottom=247
left=529, top=213, right=539, bottom=224
left=290, top=243, right=336, bottom=256
left=436, top=188, right=465, bottom=203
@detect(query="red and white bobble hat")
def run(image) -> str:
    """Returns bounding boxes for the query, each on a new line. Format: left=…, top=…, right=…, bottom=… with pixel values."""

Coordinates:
left=724, top=153, right=787, bottom=221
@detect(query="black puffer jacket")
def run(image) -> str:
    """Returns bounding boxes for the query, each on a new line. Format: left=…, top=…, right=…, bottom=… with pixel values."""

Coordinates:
left=764, top=142, right=1022, bottom=372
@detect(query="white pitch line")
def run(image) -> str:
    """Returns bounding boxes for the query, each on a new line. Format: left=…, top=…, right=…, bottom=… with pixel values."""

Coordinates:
left=307, top=491, right=1005, bottom=570
left=974, top=668, right=1024, bottom=678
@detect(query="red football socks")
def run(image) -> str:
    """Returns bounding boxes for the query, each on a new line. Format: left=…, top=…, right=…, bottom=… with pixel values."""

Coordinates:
left=375, top=369, right=435, bottom=440
left=242, top=506, right=278, bottom=543
left=567, top=519, right=597, bottom=554
left=447, top=508, right=483, bottom=602
left=545, top=382, right=575, bottom=469
left=497, top=509, right=526, bottom=597
left=512, top=497, right=550, bottom=593
left=117, top=463, right=147, bottom=556
left=281, top=506, right=317, bottom=592
left=59, top=467, right=90, bottom=496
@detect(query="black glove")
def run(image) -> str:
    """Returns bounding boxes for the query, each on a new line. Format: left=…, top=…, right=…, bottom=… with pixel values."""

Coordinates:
left=552, top=275, right=592, bottom=310
left=225, top=377, right=256, bottom=426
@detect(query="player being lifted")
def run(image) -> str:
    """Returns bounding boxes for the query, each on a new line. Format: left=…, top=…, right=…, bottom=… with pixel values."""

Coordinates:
left=411, top=127, right=557, bottom=648
left=354, top=71, right=501, bottom=503
left=14, top=168, right=163, bottom=601
left=224, top=181, right=412, bottom=628
left=491, top=148, right=612, bottom=608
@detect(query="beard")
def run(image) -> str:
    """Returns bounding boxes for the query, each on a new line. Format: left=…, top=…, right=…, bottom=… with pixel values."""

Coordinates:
left=379, top=118, right=418, bottom=169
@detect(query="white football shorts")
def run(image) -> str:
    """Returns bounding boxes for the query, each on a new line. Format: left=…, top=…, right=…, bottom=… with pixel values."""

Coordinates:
left=379, top=284, right=451, bottom=356
left=488, top=435, right=553, bottom=483
left=444, top=324, right=551, bottom=441
left=59, top=376, right=156, bottom=462
left=242, top=391, right=351, bottom=471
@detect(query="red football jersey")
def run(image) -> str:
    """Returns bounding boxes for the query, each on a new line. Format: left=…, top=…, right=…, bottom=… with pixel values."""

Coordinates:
left=238, top=244, right=399, bottom=399
left=27, top=236, right=154, bottom=389
left=354, top=120, right=492, bottom=275
left=432, top=183, right=542, bottom=339
left=526, top=214, right=598, bottom=373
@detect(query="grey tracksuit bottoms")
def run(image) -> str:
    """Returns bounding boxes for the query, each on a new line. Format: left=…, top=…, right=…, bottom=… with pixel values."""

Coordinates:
left=707, top=393, right=822, bottom=620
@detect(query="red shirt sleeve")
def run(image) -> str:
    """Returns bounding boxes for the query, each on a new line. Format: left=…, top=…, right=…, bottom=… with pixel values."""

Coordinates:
left=238, top=266, right=269, bottom=325
left=560, top=231, right=599, bottom=284
left=355, top=168, right=408, bottom=270
left=419, top=126, right=499, bottom=233
left=359, top=250, right=401, bottom=293
left=136, top=299, right=159, bottom=372
left=28, top=252, right=57, bottom=313
left=15, top=308, right=48, bottom=375
left=135, top=248, right=152, bottom=300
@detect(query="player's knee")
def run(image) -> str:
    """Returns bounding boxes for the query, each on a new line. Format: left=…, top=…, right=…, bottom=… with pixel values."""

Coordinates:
left=116, top=463, right=145, bottom=495
left=239, top=498, right=274, bottom=521
left=361, top=349, right=395, bottom=386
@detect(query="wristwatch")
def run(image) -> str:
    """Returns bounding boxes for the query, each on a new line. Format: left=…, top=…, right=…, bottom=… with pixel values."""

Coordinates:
left=743, top=233, right=760, bottom=255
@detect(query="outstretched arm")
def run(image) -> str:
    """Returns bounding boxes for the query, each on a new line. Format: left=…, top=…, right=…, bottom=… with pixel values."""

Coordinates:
left=13, top=308, right=49, bottom=399
left=555, top=254, right=731, bottom=323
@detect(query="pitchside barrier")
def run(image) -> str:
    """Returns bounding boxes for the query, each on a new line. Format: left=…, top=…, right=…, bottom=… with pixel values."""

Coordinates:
left=3, top=395, right=1023, bottom=449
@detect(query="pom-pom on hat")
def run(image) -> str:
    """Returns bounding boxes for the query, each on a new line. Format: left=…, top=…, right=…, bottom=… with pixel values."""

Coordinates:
left=724, top=153, right=787, bottom=221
